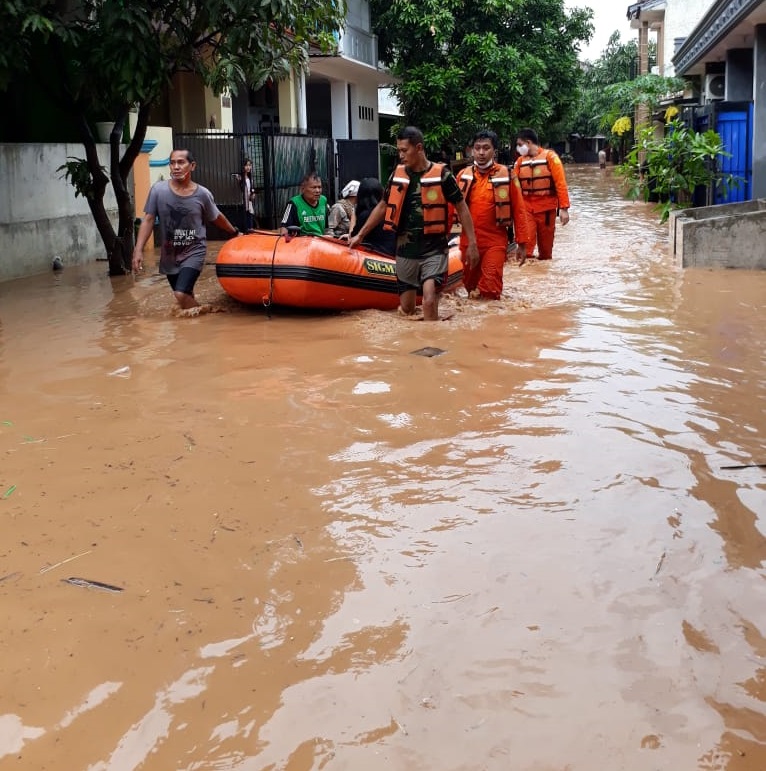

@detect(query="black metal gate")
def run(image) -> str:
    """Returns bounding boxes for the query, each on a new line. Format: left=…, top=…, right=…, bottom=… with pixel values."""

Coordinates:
left=175, top=130, right=335, bottom=232
left=335, top=139, right=381, bottom=189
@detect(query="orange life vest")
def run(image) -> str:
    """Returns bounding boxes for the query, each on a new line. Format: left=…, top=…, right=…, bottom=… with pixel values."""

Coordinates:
left=456, top=164, right=516, bottom=226
left=383, top=163, right=450, bottom=236
left=517, top=152, right=557, bottom=197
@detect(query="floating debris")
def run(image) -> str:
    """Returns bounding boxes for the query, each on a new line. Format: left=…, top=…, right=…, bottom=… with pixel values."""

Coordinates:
left=39, top=549, right=92, bottom=574
left=107, top=366, right=131, bottom=378
left=411, top=346, right=446, bottom=357
left=2, top=485, right=16, bottom=499
left=62, top=577, right=124, bottom=593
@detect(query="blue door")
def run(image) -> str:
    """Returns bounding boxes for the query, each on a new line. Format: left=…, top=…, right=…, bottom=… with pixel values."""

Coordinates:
left=715, top=107, right=752, bottom=203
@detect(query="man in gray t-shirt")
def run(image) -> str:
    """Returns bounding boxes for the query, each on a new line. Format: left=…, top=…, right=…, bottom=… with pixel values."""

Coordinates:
left=133, top=148, right=241, bottom=311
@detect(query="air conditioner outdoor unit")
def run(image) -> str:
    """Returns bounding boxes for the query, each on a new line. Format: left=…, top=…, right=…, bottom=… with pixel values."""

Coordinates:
left=704, top=73, right=726, bottom=101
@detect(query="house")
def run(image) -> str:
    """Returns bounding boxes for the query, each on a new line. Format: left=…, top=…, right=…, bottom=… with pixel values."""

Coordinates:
left=0, top=0, right=398, bottom=281
left=625, top=0, right=766, bottom=269
left=627, top=0, right=715, bottom=77
left=625, top=0, right=765, bottom=203
left=214, top=0, right=397, bottom=181
left=626, top=1, right=714, bottom=134
left=304, top=0, right=399, bottom=191
left=143, top=0, right=396, bottom=226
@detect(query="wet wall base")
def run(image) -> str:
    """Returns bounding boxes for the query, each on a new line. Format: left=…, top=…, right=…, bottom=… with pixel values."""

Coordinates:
left=0, top=143, right=119, bottom=282
left=670, top=199, right=766, bottom=269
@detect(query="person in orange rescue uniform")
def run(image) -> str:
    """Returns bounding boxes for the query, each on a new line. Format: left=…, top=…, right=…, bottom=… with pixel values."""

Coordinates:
left=514, top=127, right=570, bottom=260
left=455, top=129, right=529, bottom=299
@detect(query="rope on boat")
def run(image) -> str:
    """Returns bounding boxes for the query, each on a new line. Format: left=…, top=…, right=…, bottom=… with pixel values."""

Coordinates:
left=263, top=232, right=293, bottom=317
left=263, top=228, right=303, bottom=316
left=263, top=234, right=283, bottom=318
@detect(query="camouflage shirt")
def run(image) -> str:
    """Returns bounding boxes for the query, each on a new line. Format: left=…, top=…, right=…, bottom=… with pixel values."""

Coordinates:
left=387, top=163, right=463, bottom=259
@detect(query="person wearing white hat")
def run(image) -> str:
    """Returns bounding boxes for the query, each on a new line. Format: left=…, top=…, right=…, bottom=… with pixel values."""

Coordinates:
left=326, top=180, right=360, bottom=238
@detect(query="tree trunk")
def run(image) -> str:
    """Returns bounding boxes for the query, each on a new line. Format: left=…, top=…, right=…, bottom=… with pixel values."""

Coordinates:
left=76, top=114, right=123, bottom=272
left=78, top=104, right=155, bottom=276
left=104, top=108, right=131, bottom=275
left=108, top=102, right=152, bottom=276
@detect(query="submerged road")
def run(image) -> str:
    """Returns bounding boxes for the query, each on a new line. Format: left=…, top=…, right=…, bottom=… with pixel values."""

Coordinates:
left=1, top=164, right=765, bottom=770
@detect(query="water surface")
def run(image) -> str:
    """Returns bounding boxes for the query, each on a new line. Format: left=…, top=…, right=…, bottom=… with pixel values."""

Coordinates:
left=1, top=165, right=765, bottom=770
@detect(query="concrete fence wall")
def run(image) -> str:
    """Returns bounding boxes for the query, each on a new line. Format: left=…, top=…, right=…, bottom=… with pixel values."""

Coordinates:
left=670, top=199, right=766, bottom=269
left=0, top=143, right=119, bottom=283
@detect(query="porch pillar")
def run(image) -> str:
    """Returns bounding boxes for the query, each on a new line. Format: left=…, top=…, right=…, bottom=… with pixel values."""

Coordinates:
left=330, top=81, right=349, bottom=140
left=278, top=74, right=299, bottom=131
left=635, top=21, right=650, bottom=129
left=297, top=71, right=307, bottom=131
left=727, top=49, right=754, bottom=102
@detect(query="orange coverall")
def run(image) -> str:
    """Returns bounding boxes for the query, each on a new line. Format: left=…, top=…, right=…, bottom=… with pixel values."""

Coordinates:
left=458, top=164, right=529, bottom=299
left=514, top=149, right=570, bottom=260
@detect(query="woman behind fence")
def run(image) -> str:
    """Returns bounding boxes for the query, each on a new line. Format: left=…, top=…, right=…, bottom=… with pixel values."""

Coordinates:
left=234, top=158, right=257, bottom=232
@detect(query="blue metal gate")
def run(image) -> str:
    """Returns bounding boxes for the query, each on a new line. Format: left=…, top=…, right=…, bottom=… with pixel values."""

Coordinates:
left=715, top=106, right=752, bottom=203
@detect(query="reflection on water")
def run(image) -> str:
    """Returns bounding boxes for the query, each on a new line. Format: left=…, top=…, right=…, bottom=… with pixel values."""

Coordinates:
left=1, top=166, right=765, bottom=770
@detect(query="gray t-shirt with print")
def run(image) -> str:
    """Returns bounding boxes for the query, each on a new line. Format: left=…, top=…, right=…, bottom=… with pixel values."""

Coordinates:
left=144, top=180, right=221, bottom=274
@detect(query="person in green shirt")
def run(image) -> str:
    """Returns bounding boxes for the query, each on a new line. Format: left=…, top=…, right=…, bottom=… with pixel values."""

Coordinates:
left=279, top=172, right=328, bottom=237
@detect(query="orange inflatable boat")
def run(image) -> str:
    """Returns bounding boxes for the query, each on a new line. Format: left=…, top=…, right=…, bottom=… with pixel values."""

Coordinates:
left=215, top=231, right=464, bottom=310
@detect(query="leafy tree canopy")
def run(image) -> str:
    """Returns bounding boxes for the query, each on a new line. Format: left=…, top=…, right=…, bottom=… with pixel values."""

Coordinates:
left=371, top=0, right=593, bottom=153
left=0, top=0, right=344, bottom=274
left=568, top=32, right=638, bottom=138
left=569, top=32, right=684, bottom=143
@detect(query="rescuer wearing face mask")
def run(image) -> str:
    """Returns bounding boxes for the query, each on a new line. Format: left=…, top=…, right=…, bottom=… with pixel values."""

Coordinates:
left=514, top=128, right=570, bottom=260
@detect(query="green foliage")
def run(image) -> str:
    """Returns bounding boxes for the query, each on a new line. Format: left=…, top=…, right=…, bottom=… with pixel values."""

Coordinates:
left=57, top=157, right=102, bottom=201
left=2, top=1, right=343, bottom=114
left=617, top=119, right=741, bottom=222
left=568, top=33, right=684, bottom=148
left=603, top=73, right=685, bottom=121
left=372, top=0, right=594, bottom=152
left=0, top=2, right=53, bottom=88
left=568, top=33, right=638, bottom=139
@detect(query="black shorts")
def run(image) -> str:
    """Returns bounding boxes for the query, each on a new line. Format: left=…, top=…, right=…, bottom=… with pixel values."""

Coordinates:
left=166, top=267, right=201, bottom=295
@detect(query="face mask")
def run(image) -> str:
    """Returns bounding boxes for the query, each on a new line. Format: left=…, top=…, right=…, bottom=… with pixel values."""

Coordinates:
left=517, top=144, right=530, bottom=157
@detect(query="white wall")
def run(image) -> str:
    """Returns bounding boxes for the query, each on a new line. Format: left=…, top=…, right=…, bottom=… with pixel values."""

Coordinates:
left=346, top=0, right=369, bottom=31
left=663, top=0, right=715, bottom=76
left=351, top=81, right=381, bottom=140
left=378, top=87, right=401, bottom=117
left=0, top=143, right=118, bottom=282
left=331, top=81, right=350, bottom=139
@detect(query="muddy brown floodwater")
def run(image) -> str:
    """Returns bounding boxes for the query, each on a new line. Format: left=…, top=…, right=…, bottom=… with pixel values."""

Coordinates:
left=1, top=165, right=765, bottom=771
